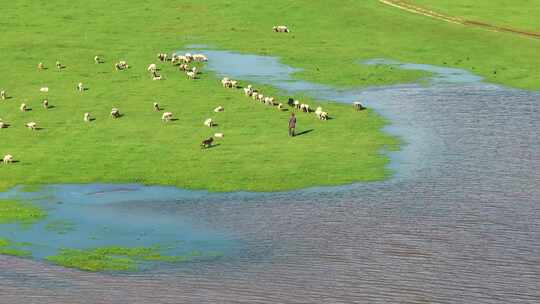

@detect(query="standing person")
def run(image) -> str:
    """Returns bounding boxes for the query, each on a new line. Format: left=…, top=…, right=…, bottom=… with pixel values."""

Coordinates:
left=288, top=113, right=296, bottom=137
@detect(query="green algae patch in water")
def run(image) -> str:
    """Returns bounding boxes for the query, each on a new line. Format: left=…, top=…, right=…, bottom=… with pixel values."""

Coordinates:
left=46, top=246, right=220, bottom=272
left=0, top=199, right=46, bottom=225
left=0, top=238, right=32, bottom=257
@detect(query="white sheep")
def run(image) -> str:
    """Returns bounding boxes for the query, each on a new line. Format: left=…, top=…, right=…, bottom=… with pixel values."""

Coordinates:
left=252, top=92, right=259, bottom=100
left=77, top=82, right=84, bottom=92
left=319, top=111, right=329, bottom=120
left=153, top=102, right=160, bottom=111
left=161, top=112, right=173, bottom=122
left=20, top=103, right=27, bottom=112
left=152, top=75, right=162, bottom=80
left=25, top=122, right=37, bottom=130
left=204, top=118, right=214, bottom=127
left=214, top=133, right=224, bottom=138
left=293, top=100, right=300, bottom=109
left=186, top=71, right=196, bottom=79
left=0, top=122, right=6, bottom=129
left=300, top=104, right=310, bottom=113
left=94, top=55, right=101, bottom=64
left=56, top=61, right=62, bottom=69
left=42, top=99, right=49, bottom=109
left=214, top=106, right=224, bottom=113
left=38, top=62, right=44, bottom=70
left=273, top=25, right=290, bottom=33
left=221, top=77, right=230, bottom=87
left=184, top=53, right=193, bottom=60
left=2, top=154, right=13, bottom=164
left=147, top=63, right=157, bottom=72
left=191, top=66, right=198, bottom=74
left=257, top=94, right=265, bottom=102
left=111, top=108, right=120, bottom=118
left=0, top=90, right=5, bottom=100
left=229, top=80, right=238, bottom=88
left=192, top=54, right=208, bottom=62
left=277, top=103, right=284, bottom=110
left=264, top=97, right=274, bottom=105
left=40, top=87, right=49, bottom=93
left=84, top=112, right=91, bottom=122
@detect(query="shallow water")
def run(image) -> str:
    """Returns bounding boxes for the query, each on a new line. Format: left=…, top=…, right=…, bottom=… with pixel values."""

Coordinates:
left=1, top=51, right=539, bottom=303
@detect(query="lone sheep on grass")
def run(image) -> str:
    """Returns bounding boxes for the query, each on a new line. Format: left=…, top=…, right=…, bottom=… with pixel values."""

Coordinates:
left=40, top=87, right=49, bottom=93
left=94, top=56, right=101, bottom=64
left=161, top=112, right=173, bottom=122
left=0, top=90, right=6, bottom=100
left=20, top=103, right=27, bottom=112
left=186, top=71, right=196, bottom=79
left=42, top=99, right=49, bottom=109
left=111, top=108, right=120, bottom=118
left=213, top=106, right=224, bottom=113
left=273, top=25, right=290, bottom=33
left=3, top=154, right=13, bottom=164
left=76, top=82, right=84, bottom=92
left=25, top=122, right=37, bottom=130
left=204, top=118, right=214, bottom=127
left=214, top=133, right=224, bottom=138
left=153, top=102, right=160, bottom=111
left=147, top=63, right=157, bottom=73
left=84, top=112, right=91, bottom=122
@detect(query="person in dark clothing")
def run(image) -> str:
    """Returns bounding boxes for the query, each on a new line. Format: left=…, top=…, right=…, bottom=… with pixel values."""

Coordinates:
left=288, top=113, right=296, bottom=137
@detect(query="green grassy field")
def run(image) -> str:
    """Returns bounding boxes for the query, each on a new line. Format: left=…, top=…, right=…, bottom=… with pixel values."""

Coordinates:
left=410, top=0, right=540, bottom=32
left=1, top=0, right=539, bottom=192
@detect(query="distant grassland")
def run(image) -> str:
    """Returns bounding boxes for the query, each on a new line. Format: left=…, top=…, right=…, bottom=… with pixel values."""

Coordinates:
left=409, top=0, right=540, bottom=32
left=0, top=0, right=538, bottom=192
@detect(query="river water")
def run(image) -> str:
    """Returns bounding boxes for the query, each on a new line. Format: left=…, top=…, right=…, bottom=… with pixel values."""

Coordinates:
left=0, top=51, right=539, bottom=303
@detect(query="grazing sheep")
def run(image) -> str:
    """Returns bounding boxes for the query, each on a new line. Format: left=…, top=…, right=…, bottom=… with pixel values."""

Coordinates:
left=161, top=112, right=173, bottom=122
left=115, top=61, right=129, bottom=70
left=2, top=154, right=13, bottom=164
left=293, top=100, right=300, bottom=109
left=147, top=63, right=157, bottom=72
left=244, top=85, right=253, bottom=96
left=264, top=97, right=274, bottom=105
left=201, top=137, right=213, bottom=149
left=192, top=54, right=208, bottom=62
left=300, top=104, right=310, bottom=113
left=257, top=94, right=265, bottom=102
left=42, top=99, right=49, bottom=109
left=153, top=102, right=160, bottom=111
left=56, top=61, right=62, bottom=69
left=38, top=62, right=44, bottom=70
left=20, top=103, right=27, bottom=112
left=179, top=64, right=189, bottom=71
left=273, top=25, right=290, bottom=33
left=221, top=77, right=230, bottom=87
left=319, top=111, right=329, bottom=120
left=353, top=102, right=365, bottom=111
left=0, top=120, right=6, bottom=129
left=213, top=106, right=224, bottom=113
left=84, top=112, right=91, bottom=122
left=111, top=108, right=120, bottom=118
left=191, top=66, right=198, bottom=74
left=229, top=80, right=238, bottom=88
left=40, top=87, right=49, bottom=93
left=94, top=55, right=101, bottom=64
left=25, top=122, right=37, bottom=130
left=204, top=118, right=214, bottom=127
left=0, top=90, right=6, bottom=100
left=184, top=53, right=193, bottom=61
left=152, top=75, right=162, bottom=80
left=76, top=82, right=84, bottom=92
left=277, top=103, right=284, bottom=110
left=214, top=133, right=224, bottom=138
left=251, top=92, right=259, bottom=100
left=186, top=71, right=196, bottom=79
left=157, top=53, right=167, bottom=61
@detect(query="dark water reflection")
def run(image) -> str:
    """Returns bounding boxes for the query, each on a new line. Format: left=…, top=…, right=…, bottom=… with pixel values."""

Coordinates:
left=1, top=52, right=539, bottom=303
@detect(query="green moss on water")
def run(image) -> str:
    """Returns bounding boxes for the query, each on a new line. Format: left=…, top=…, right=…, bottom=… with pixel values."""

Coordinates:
left=0, top=238, right=32, bottom=257
left=46, top=246, right=217, bottom=272
left=0, top=200, right=46, bottom=225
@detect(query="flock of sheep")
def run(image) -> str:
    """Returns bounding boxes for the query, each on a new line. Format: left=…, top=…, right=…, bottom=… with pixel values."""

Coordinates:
left=2, top=24, right=367, bottom=162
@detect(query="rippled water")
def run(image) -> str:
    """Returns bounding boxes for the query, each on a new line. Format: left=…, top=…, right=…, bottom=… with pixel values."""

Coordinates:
left=1, top=52, right=539, bottom=303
